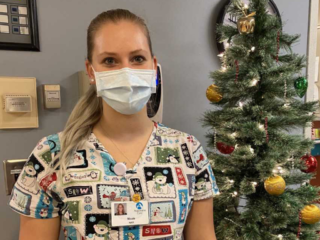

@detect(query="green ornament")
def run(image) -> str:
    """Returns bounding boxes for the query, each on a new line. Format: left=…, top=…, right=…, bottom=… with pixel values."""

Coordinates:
left=294, top=77, right=308, bottom=98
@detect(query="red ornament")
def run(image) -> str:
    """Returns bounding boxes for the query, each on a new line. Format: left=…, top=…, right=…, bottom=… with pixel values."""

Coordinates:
left=301, top=154, right=318, bottom=173
left=217, top=142, right=235, bottom=154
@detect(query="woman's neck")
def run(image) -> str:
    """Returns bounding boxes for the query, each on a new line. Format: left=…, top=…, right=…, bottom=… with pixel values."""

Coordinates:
left=95, top=103, right=154, bottom=140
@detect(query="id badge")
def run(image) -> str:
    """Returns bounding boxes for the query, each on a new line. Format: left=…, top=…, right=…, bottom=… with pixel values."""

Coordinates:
left=110, top=200, right=149, bottom=227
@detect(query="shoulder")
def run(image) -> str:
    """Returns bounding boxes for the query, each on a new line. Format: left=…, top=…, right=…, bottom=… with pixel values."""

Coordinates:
left=27, top=131, right=63, bottom=174
left=33, top=131, right=63, bottom=158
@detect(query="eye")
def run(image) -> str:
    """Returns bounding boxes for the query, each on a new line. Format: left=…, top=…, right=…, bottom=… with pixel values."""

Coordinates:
left=132, top=55, right=146, bottom=63
left=103, top=57, right=116, bottom=65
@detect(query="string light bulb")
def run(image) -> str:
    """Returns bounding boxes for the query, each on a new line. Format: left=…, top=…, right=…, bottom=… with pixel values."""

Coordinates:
left=251, top=78, right=259, bottom=86
left=249, top=147, right=254, bottom=154
left=251, top=46, right=256, bottom=52
left=273, top=165, right=287, bottom=175
left=217, top=53, right=224, bottom=58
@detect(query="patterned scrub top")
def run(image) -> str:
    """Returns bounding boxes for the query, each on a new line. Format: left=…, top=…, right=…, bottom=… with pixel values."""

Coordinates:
left=8, top=121, right=219, bottom=240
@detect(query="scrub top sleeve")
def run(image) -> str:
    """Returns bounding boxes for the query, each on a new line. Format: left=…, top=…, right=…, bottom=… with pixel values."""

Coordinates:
left=191, top=135, right=220, bottom=201
left=8, top=135, right=61, bottom=219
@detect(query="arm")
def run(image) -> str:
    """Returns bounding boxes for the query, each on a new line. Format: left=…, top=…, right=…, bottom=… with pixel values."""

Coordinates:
left=19, top=215, right=61, bottom=240
left=183, top=198, right=217, bottom=240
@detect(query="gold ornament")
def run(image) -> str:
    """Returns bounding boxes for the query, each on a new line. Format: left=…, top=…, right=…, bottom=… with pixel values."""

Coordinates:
left=206, top=84, right=222, bottom=103
left=301, top=205, right=320, bottom=224
left=237, top=12, right=256, bottom=34
left=264, top=176, right=286, bottom=196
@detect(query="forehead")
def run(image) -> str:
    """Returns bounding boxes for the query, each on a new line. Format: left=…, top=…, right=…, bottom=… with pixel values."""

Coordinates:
left=93, top=20, right=149, bottom=55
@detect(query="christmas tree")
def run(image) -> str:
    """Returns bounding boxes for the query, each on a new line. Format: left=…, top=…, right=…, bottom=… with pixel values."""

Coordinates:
left=202, top=0, right=320, bottom=239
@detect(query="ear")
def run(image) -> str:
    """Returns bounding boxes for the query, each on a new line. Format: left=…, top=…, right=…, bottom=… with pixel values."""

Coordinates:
left=85, top=59, right=95, bottom=82
left=153, top=56, right=158, bottom=75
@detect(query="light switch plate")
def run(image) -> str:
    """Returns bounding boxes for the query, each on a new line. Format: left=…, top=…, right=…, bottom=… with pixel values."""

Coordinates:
left=3, top=159, right=27, bottom=196
left=0, top=76, right=38, bottom=129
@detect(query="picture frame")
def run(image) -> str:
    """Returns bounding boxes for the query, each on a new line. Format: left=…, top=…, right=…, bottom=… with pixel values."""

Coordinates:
left=0, top=0, right=40, bottom=51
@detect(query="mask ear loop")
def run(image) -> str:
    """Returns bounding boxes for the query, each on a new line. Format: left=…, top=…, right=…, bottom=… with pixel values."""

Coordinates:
left=151, top=61, right=157, bottom=93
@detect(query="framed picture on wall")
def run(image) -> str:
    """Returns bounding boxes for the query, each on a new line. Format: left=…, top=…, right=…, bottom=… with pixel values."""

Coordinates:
left=0, top=0, right=40, bottom=51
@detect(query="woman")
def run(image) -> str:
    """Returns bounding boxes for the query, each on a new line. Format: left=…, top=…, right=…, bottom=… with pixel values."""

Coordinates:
left=115, top=204, right=126, bottom=216
left=8, top=9, right=219, bottom=240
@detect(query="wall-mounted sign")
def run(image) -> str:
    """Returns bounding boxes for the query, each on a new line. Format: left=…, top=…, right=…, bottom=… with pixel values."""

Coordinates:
left=0, top=0, right=39, bottom=51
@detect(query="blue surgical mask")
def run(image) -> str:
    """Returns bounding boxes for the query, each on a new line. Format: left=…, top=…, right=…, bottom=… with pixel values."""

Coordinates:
left=92, top=64, right=156, bottom=115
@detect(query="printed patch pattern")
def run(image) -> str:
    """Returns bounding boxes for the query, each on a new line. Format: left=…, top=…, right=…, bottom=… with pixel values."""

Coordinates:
left=39, top=172, right=57, bottom=192
left=193, top=145, right=209, bottom=171
left=64, top=186, right=93, bottom=198
left=175, top=167, right=187, bottom=186
left=174, top=228, right=184, bottom=240
left=38, top=150, right=52, bottom=165
left=150, top=133, right=163, bottom=147
left=62, top=169, right=101, bottom=186
left=150, top=201, right=176, bottom=224
left=195, top=168, right=212, bottom=196
left=61, top=200, right=81, bottom=224
left=63, top=226, right=78, bottom=240
left=130, top=177, right=144, bottom=200
left=142, top=225, right=172, bottom=237
left=156, top=147, right=181, bottom=164
left=97, top=184, right=129, bottom=209
left=35, top=190, right=55, bottom=218
left=186, top=174, right=195, bottom=196
left=123, top=226, right=140, bottom=240
left=143, top=167, right=176, bottom=199
left=100, top=152, right=117, bottom=176
left=207, top=165, right=220, bottom=194
left=180, top=143, right=194, bottom=168
left=67, top=150, right=89, bottom=169
left=85, top=213, right=119, bottom=239
left=46, top=133, right=61, bottom=153
left=178, top=189, right=188, bottom=224
left=9, top=186, right=32, bottom=215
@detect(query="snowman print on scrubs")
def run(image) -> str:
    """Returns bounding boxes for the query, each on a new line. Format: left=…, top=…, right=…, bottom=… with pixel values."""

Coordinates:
left=143, top=167, right=176, bottom=198
left=166, top=154, right=180, bottom=164
left=153, top=172, right=170, bottom=194
left=21, top=162, right=37, bottom=188
left=93, top=220, right=110, bottom=240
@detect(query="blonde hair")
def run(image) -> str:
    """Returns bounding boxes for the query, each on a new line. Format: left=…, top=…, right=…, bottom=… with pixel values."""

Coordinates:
left=48, top=9, right=154, bottom=190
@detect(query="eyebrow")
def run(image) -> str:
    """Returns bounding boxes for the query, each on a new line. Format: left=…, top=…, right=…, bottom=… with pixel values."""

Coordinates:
left=98, top=49, right=147, bottom=57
